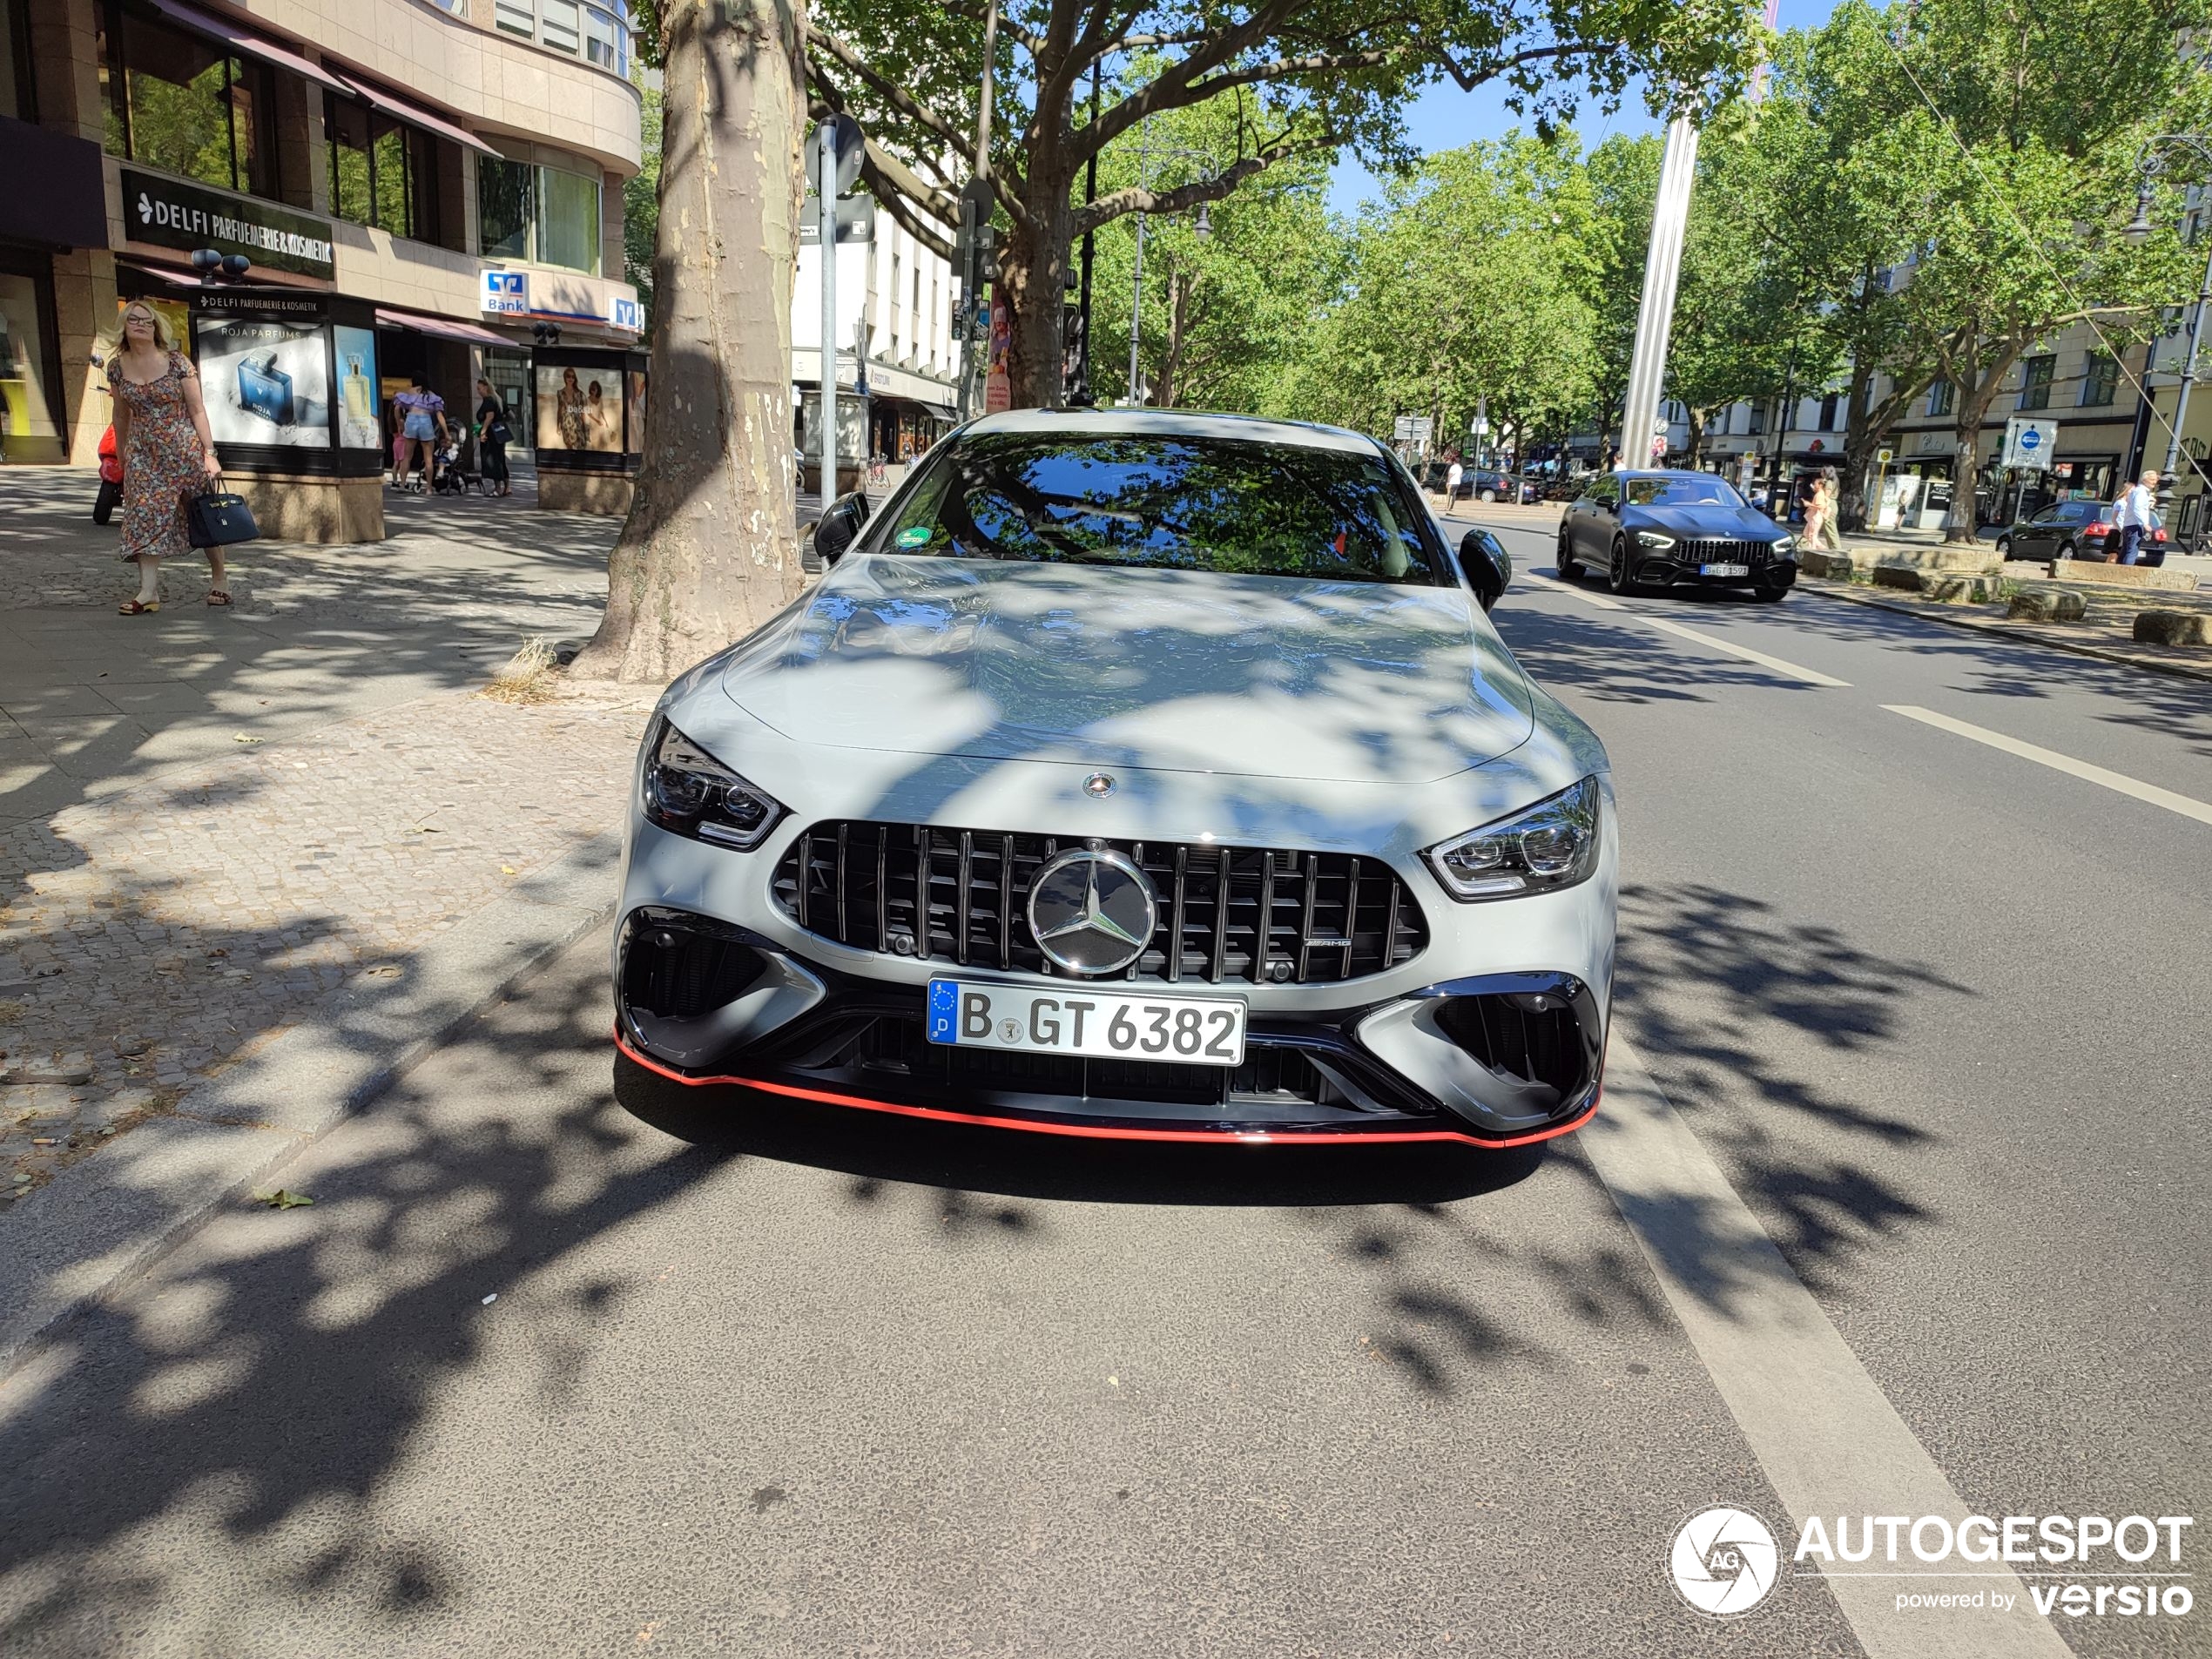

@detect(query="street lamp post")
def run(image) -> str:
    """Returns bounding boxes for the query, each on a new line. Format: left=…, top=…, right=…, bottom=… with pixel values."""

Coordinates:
left=2124, top=134, right=2212, bottom=536
left=1124, top=120, right=1213, bottom=408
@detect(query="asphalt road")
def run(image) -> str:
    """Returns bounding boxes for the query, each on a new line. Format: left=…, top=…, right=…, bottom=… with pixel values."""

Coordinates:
left=1, top=519, right=2205, bottom=1658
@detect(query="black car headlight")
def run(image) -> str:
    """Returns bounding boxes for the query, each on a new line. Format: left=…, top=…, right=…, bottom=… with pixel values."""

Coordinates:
left=1423, top=778, right=1602, bottom=902
left=640, top=718, right=785, bottom=850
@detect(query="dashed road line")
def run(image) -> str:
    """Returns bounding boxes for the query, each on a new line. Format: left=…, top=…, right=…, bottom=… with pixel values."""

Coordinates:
left=1530, top=573, right=1852, bottom=686
left=1885, top=705, right=2212, bottom=828
left=1584, top=1036, right=2069, bottom=1659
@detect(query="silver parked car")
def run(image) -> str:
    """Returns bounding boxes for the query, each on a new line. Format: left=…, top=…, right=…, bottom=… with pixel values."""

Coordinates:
left=613, top=410, right=1616, bottom=1150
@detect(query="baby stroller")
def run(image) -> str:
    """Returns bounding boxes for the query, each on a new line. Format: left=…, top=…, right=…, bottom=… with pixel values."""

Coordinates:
left=431, top=439, right=479, bottom=496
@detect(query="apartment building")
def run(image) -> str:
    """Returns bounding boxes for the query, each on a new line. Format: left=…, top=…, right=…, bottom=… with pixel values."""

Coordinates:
left=0, top=0, right=641, bottom=509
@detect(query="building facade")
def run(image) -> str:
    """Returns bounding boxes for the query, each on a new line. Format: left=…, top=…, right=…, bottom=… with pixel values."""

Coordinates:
left=1, top=0, right=640, bottom=527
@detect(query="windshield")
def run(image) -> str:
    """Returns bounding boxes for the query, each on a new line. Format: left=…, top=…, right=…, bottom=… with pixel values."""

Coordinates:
left=1622, top=475, right=1746, bottom=509
left=873, top=433, right=1445, bottom=586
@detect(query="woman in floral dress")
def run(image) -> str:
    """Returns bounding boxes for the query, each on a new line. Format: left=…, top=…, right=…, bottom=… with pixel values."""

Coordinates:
left=109, top=303, right=226, bottom=614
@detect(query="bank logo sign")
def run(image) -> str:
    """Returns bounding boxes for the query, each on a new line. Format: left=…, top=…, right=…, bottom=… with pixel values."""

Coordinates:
left=610, top=296, right=643, bottom=334
left=121, top=168, right=334, bottom=280
left=482, top=270, right=529, bottom=314
left=1670, top=1507, right=1781, bottom=1618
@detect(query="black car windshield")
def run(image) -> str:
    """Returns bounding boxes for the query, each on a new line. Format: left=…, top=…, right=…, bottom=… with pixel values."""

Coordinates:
left=1623, top=475, right=1746, bottom=509
left=875, top=433, right=1444, bottom=585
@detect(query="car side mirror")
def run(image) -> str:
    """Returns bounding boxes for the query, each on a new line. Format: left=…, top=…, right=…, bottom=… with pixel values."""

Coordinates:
left=814, top=491, right=872, bottom=564
left=1459, top=529, right=1512, bottom=611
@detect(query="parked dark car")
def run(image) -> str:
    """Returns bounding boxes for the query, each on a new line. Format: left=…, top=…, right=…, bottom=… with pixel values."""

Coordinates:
left=1993, top=499, right=2169, bottom=564
left=1558, top=469, right=1799, bottom=601
left=1465, top=469, right=1541, bottom=504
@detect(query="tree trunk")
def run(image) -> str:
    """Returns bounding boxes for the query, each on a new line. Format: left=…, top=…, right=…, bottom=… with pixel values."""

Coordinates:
left=1002, top=159, right=1076, bottom=409
left=1684, top=408, right=1705, bottom=469
left=1157, top=269, right=1190, bottom=409
left=573, top=0, right=806, bottom=684
left=1838, top=359, right=1877, bottom=531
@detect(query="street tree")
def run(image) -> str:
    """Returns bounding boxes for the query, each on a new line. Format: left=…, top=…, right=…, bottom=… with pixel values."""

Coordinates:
left=1825, top=0, right=2208, bottom=543
left=1081, top=95, right=1344, bottom=411
left=807, top=0, right=1764, bottom=408
left=573, top=0, right=808, bottom=684
left=1298, top=137, right=1599, bottom=457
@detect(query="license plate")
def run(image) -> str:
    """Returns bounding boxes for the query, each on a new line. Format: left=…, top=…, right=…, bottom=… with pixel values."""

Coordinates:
left=927, top=979, right=1246, bottom=1066
left=1700, top=562, right=1750, bottom=577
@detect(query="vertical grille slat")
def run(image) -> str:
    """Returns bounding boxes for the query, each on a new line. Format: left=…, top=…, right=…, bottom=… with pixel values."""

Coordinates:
left=773, top=822, right=1426, bottom=986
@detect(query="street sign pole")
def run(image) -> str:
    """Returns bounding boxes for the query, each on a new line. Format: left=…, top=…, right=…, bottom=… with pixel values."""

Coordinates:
left=819, top=124, right=837, bottom=503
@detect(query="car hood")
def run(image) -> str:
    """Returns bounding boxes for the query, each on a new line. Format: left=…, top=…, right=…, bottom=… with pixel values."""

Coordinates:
left=717, top=556, right=1535, bottom=785
left=1627, top=503, right=1781, bottom=540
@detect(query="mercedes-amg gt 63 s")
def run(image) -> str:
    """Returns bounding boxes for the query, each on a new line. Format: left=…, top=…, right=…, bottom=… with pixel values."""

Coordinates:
left=1559, top=469, right=1800, bottom=600
left=612, top=410, right=1616, bottom=1149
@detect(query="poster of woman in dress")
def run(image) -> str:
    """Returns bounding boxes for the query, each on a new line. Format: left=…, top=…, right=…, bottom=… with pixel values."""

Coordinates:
left=535, top=364, right=621, bottom=453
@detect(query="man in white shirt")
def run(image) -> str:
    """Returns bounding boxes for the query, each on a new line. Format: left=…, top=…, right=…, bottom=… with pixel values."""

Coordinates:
left=1441, top=455, right=1464, bottom=513
left=2111, top=469, right=2157, bottom=564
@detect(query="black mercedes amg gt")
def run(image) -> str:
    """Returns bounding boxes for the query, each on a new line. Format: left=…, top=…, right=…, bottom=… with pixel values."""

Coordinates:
left=1557, top=470, right=1799, bottom=601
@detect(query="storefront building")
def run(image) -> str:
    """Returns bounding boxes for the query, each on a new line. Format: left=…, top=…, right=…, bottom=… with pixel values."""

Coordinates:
left=0, top=0, right=641, bottom=533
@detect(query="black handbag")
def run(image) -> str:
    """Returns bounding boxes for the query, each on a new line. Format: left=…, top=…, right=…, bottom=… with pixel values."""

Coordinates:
left=186, top=487, right=260, bottom=549
left=91, top=479, right=121, bottom=525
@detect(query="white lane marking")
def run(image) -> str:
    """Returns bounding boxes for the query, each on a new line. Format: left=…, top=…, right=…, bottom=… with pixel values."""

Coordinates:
left=1584, top=1036, right=2070, bottom=1659
left=1885, top=705, right=2212, bottom=829
left=1530, top=572, right=1851, bottom=686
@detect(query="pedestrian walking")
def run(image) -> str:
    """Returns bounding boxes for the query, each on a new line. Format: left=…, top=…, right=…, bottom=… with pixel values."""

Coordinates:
left=1804, top=466, right=1846, bottom=553
left=1442, top=452, right=1464, bottom=511
left=393, top=375, right=448, bottom=491
left=2109, top=470, right=2157, bottom=564
left=475, top=378, right=512, bottom=497
left=106, top=301, right=226, bottom=614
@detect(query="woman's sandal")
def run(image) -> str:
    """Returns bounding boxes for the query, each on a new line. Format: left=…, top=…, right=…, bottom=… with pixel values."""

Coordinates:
left=206, top=590, right=233, bottom=606
left=118, top=598, right=159, bottom=615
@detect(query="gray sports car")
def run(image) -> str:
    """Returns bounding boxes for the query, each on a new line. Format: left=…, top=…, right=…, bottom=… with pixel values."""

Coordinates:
left=612, top=410, right=1616, bottom=1149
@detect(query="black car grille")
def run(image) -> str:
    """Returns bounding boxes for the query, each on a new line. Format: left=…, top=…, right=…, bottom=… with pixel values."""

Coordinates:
left=1673, top=538, right=1769, bottom=565
left=771, top=821, right=1427, bottom=985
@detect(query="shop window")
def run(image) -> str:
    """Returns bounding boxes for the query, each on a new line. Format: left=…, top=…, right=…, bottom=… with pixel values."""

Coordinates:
left=3, top=0, right=34, bottom=122
left=477, top=155, right=534, bottom=259
left=493, top=0, right=534, bottom=38
left=2018, top=355, right=2054, bottom=411
left=539, top=0, right=580, bottom=53
left=0, top=264, right=62, bottom=462
left=2080, top=352, right=2119, bottom=408
left=98, top=4, right=281, bottom=199
left=1927, top=380, right=1955, bottom=417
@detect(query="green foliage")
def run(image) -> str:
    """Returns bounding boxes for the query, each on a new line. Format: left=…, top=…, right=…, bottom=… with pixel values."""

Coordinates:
left=1081, top=94, right=1342, bottom=412
left=1272, top=135, right=1599, bottom=450
left=624, top=84, right=664, bottom=332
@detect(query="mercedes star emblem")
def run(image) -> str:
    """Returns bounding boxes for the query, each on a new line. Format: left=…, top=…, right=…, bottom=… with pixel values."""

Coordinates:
left=1083, top=772, right=1116, bottom=798
left=1026, top=848, right=1157, bottom=975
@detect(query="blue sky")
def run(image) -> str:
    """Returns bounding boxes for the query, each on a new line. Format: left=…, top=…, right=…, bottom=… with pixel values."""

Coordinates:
left=1326, top=0, right=1843, bottom=214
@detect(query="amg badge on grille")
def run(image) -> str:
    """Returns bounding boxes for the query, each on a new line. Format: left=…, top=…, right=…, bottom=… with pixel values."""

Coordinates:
left=1026, top=848, right=1157, bottom=974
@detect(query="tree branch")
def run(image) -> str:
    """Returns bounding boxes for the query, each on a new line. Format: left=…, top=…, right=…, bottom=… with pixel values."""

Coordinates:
left=810, top=27, right=975, bottom=162
left=1071, top=132, right=1338, bottom=234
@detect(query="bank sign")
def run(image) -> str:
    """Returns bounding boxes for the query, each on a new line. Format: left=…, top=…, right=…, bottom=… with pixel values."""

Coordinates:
left=120, top=168, right=334, bottom=280
left=481, top=268, right=644, bottom=336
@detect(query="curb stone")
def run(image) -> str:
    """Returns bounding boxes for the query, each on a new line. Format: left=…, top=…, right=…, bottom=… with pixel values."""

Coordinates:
left=1794, top=578, right=2212, bottom=686
left=0, top=830, right=623, bottom=1380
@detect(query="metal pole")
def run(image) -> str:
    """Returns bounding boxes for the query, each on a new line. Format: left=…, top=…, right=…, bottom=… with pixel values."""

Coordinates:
left=1076, top=60, right=1098, bottom=406
left=2158, top=230, right=2212, bottom=495
left=819, top=126, right=837, bottom=501
left=1127, top=211, right=1146, bottom=406
left=1618, top=113, right=1700, bottom=470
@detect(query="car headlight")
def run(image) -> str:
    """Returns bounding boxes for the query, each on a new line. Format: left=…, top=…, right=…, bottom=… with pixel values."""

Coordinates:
left=640, top=718, right=785, bottom=850
left=1635, top=530, right=1676, bottom=548
left=1770, top=535, right=1797, bottom=555
left=1422, top=778, right=1602, bottom=902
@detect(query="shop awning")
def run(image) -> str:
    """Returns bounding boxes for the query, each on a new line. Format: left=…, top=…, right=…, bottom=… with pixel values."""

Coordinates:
left=921, top=403, right=959, bottom=422
left=374, top=307, right=511, bottom=346
left=332, top=71, right=501, bottom=158
left=145, top=0, right=351, bottom=95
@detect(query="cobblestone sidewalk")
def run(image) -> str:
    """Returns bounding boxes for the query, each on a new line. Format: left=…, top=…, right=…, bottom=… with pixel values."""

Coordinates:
left=1, top=680, right=651, bottom=1207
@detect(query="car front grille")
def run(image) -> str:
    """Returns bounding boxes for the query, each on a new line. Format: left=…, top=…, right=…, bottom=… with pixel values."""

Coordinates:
left=1674, top=538, right=1768, bottom=564
left=770, top=821, right=1427, bottom=986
